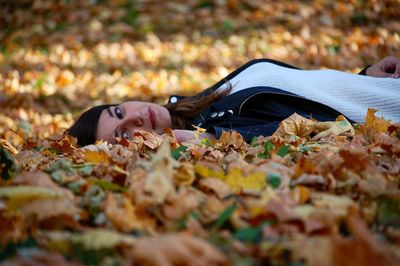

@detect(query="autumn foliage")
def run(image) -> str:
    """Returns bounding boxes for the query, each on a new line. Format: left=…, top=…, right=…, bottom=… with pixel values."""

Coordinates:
left=1, top=1, right=400, bottom=265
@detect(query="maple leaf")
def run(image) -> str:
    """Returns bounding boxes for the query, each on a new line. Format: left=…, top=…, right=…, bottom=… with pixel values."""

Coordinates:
left=85, top=150, right=110, bottom=164
left=273, top=113, right=316, bottom=138
left=196, top=163, right=266, bottom=193
left=365, top=108, right=391, bottom=133
left=50, top=135, right=77, bottom=154
left=224, top=168, right=266, bottom=192
left=215, top=131, right=248, bottom=152
left=104, top=192, right=156, bottom=232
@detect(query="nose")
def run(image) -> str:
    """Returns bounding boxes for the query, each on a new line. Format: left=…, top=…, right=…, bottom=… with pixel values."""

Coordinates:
left=121, top=111, right=144, bottom=128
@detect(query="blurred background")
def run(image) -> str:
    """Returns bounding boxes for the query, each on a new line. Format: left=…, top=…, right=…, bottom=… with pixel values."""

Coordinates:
left=0, top=0, right=399, bottom=139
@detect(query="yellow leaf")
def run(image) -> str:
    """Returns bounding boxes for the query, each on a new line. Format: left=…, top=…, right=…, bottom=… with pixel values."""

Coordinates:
left=194, top=163, right=225, bottom=180
left=192, top=125, right=207, bottom=141
left=365, top=108, right=391, bottom=132
left=0, top=186, right=63, bottom=210
left=291, top=186, right=311, bottom=204
left=224, top=168, right=266, bottom=193
left=249, top=187, right=277, bottom=217
left=174, top=162, right=195, bottom=186
left=104, top=193, right=155, bottom=232
left=195, top=164, right=266, bottom=193
left=70, top=229, right=136, bottom=250
left=85, top=150, right=110, bottom=164
left=312, top=115, right=354, bottom=140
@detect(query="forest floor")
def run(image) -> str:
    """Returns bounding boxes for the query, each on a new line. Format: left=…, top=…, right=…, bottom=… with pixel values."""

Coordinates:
left=0, top=1, right=399, bottom=265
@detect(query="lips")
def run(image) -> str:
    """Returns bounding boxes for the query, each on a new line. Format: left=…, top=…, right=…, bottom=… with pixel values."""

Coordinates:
left=148, top=108, right=156, bottom=130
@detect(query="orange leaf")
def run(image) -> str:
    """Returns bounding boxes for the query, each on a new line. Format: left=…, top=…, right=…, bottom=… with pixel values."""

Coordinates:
left=85, top=150, right=110, bottom=164
left=365, top=108, right=391, bottom=133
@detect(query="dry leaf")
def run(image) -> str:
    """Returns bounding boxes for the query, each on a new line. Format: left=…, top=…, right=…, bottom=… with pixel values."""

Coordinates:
left=85, top=150, right=110, bottom=164
left=331, top=211, right=398, bottom=266
left=273, top=113, right=316, bottom=137
left=141, top=141, right=178, bottom=204
left=104, top=192, right=156, bottom=232
left=198, top=178, right=231, bottom=198
left=129, top=234, right=227, bottom=266
left=365, top=108, right=391, bottom=133
left=21, top=198, right=82, bottom=221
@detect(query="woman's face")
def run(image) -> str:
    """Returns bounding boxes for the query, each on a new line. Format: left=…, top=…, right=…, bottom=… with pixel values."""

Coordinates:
left=96, top=101, right=172, bottom=143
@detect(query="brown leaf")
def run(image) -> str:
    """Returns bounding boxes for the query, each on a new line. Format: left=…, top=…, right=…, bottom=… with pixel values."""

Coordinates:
left=198, top=178, right=231, bottom=198
left=1, top=249, right=79, bottom=266
left=50, top=135, right=77, bottom=154
left=13, top=171, right=73, bottom=199
left=173, top=162, right=195, bottom=186
left=215, top=131, right=248, bottom=152
left=104, top=193, right=156, bottom=233
left=162, top=188, right=201, bottom=221
left=331, top=211, right=398, bottom=266
left=141, top=141, right=178, bottom=204
left=128, top=234, right=228, bottom=266
left=273, top=113, right=316, bottom=138
left=21, top=198, right=82, bottom=221
left=291, top=174, right=327, bottom=188
left=0, top=211, right=26, bottom=245
left=132, top=130, right=164, bottom=150
left=365, top=108, right=391, bottom=133
left=15, top=150, right=48, bottom=170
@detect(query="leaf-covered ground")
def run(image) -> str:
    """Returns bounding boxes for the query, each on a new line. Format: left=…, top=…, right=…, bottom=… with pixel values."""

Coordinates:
left=0, top=1, right=400, bottom=265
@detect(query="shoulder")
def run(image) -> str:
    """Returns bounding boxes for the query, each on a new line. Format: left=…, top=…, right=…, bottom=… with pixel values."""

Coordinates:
left=238, top=58, right=301, bottom=71
left=167, top=58, right=301, bottom=104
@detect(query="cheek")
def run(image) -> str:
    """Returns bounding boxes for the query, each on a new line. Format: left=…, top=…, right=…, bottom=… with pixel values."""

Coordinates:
left=160, top=109, right=171, bottom=126
left=97, top=116, right=116, bottom=141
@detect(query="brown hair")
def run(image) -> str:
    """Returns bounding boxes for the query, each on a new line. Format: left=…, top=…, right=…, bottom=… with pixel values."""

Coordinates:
left=67, top=83, right=231, bottom=146
left=165, top=83, right=232, bottom=129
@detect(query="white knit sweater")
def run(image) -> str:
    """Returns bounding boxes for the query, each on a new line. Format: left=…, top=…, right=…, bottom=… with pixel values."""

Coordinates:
left=217, top=62, right=400, bottom=122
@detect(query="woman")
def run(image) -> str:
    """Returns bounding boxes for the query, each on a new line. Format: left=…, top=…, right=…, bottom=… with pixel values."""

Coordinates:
left=69, top=56, right=400, bottom=146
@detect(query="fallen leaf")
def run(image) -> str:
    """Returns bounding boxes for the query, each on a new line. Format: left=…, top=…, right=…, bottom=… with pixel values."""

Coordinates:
left=331, top=211, right=398, bottom=266
left=85, top=150, right=110, bottom=164
left=129, top=234, right=227, bottom=266
left=0, top=185, right=65, bottom=210
left=21, top=198, right=82, bottom=221
left=141, top=141, right=178, bottom=204
left=365, top=108, right=391, bottom=133
left=273, top=113, right=316, bottom=137
left=104, top=192, right=155, bottom=232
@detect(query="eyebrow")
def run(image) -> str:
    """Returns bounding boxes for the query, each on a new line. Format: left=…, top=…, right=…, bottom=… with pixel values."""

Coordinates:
left=107, top=107, right=114, bottom=117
